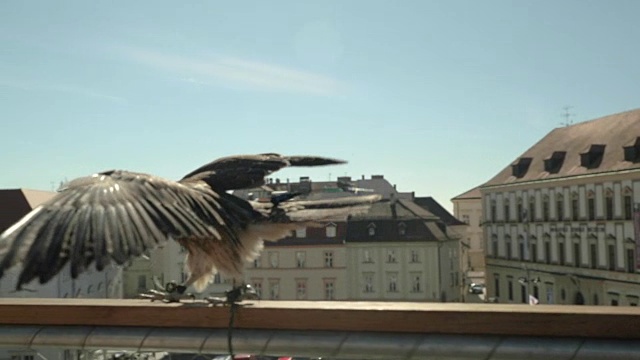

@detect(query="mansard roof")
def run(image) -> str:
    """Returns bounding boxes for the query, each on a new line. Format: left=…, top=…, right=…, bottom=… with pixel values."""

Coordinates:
left=484, top=108, right=640, bottom=187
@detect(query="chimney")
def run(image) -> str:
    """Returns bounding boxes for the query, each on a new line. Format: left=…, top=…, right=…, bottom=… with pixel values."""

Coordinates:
left=299, top=176, right=311, bottom=194
left=371, top=175, right=384, bottom=180
left=390, top=193, right=397, bottom=219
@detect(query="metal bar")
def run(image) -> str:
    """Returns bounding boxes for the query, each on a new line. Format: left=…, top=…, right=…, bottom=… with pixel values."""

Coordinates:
left=2, top=325, right=640, bottom=360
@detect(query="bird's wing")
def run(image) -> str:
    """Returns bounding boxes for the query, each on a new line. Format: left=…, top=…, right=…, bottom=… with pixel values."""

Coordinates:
left=180, top=153, right=346, bottom=191
left=0, top=170, right=240, bottom=289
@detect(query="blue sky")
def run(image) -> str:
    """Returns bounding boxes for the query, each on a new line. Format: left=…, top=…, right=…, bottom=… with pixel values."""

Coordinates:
left=2, top=1, right=640, bottom=211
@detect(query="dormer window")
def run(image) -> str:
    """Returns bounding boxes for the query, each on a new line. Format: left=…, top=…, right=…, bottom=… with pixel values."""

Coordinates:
left=368, top=223, right=376, bottom=236
left=580, top=144, right=605, bottom=169
left=544, top=151, right=566, bottom=174
left=398, top=222, right=406, bottom=236
left=325, top=223, right=337, bottom=238
left=511, top=157, right=532, bottom=178
left=623, top=137, right=640, bottom=163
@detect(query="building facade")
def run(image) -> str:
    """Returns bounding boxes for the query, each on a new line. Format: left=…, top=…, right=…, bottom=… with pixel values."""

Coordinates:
left=346, top=198, right=461, bottom=302
left=451, top=187, right=486, bottom=301
left=483, top=109, right=640, bottom=306
left=121, top=175, right=463, bottom=302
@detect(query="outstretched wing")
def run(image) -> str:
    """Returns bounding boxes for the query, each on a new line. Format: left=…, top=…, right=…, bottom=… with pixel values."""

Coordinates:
left=0, top=170, right=245, bottom=289
left=180, top=153, right=345, bottom=191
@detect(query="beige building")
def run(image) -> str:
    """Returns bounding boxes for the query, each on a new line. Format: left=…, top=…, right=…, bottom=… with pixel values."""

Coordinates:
left=122, top=175, right=464, bottom=302
left=241, top=176, right=463, bottom=302
left=346, top=198, right=461, bottom=302
left=123, top=238, right=231, bottom=298
left=245, top=223, right=347, bottom=300
left=452, top=186, right=486, bottom=300
left=483, top=109, right=640, bottom=306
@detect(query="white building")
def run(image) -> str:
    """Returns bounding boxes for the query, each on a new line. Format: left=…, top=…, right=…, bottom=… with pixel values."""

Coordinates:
left=482, top=108, right=640, bottom=306
left=451, top=186, right=486, bottom=301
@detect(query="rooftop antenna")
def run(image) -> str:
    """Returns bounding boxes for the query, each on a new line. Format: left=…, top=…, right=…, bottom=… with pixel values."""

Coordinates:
left=560, top=106, right=574, bottom=127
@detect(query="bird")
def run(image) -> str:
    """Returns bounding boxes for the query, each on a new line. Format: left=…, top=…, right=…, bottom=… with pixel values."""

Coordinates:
left=0, top=153, right=380, bottom=301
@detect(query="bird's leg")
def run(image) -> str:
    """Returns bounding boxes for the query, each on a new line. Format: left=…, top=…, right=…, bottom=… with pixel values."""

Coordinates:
left=205, top=280, right=260, bottom=306
left=139, top=277, right=196, bottom=303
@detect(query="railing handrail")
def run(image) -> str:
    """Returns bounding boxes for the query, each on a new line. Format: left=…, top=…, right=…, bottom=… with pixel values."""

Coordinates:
left=0, top=298, right=638, bottom=339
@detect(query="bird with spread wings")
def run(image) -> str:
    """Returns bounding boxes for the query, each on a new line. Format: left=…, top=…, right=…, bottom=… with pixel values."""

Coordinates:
left=0, top=153, right=380, bottom=302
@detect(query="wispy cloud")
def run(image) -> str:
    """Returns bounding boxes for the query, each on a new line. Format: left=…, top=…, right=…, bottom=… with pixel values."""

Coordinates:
left=119, top=47, right=346, bottom=96
left=0, top=78, right=126, bottom=103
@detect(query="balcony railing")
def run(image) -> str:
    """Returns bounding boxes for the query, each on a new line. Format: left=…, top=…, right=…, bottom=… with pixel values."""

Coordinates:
left=1, top=299, right=640, bottom=359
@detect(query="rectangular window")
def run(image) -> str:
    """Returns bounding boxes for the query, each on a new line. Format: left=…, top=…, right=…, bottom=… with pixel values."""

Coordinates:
left=296, top=251, right=306, bottom=268
left=590, top=244, right=597, bottom=269
left=627, top=249, right=635, bottom=273
left=504, top=203, right=510, bottom=222
left=269, top=280, right=280, bottom=300
left=410, top=250, right=419, bottom=263
left=520, top=284, right=527, bottom=303
left=253, top=257, right=260, bottom=268
left=528, top=201, right=535, bottom=222
left=462, top=214, right=470, bottom=224
left=387, top=272, right=398, bottom=292
left=324, top=279, right=335, bottom=300
left=588, top=198, right=596, bottom=221
left=295, top=227, right=306, bottom=238
left=324, top=251, right=334, bottom=268
left=252, top=280, right=262, bottom=298
left=543, top=200, right=550, bottom=222
left=506, top=242, right=512, bottom=260
left=557, top=199, right=564, bottom=220
left=508, top=279, right=514, bottom=301
left=411, top=273, right=422, bottom=292
left=269, top=252, right=279, bottom=268
left=624, top=195, right=633, bottom=220
left=363, top=273, right=374, bottom=293
left=572, top=198, right=579, bottom=221
left=137, top=275, right=146, bottom=290
left=494, top=275, right=500, bottom=298
left=517, top=203, right=524, bottom=222
left=296, top=279, right=307, bottom=300
left=574, top=243, right=581, bottom=267
left=363, top=249, right=373, bottom=263
left=492, top=238, right=498, bottom=258
left=213, top=273, right=222, bottom=284
left=608, top=244, right=616, bottom=271
left=326, top=225, right=337, bottom=238
left=545, top=241, right=551, bottom=264
left=531, top=243, right=538, bottom=262
left=387, top=249, right=397, bottom=263
left=605, top=197, right=614, bottom=220
left=559, top=242, right=565, bottom=265
left=519, top=241, right=525, bottom=260
left=491, top=204, right=497, bottom=222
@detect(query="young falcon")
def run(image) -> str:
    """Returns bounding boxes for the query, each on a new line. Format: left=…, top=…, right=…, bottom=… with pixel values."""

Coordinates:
left=0, top=153, right=380, bottom=301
